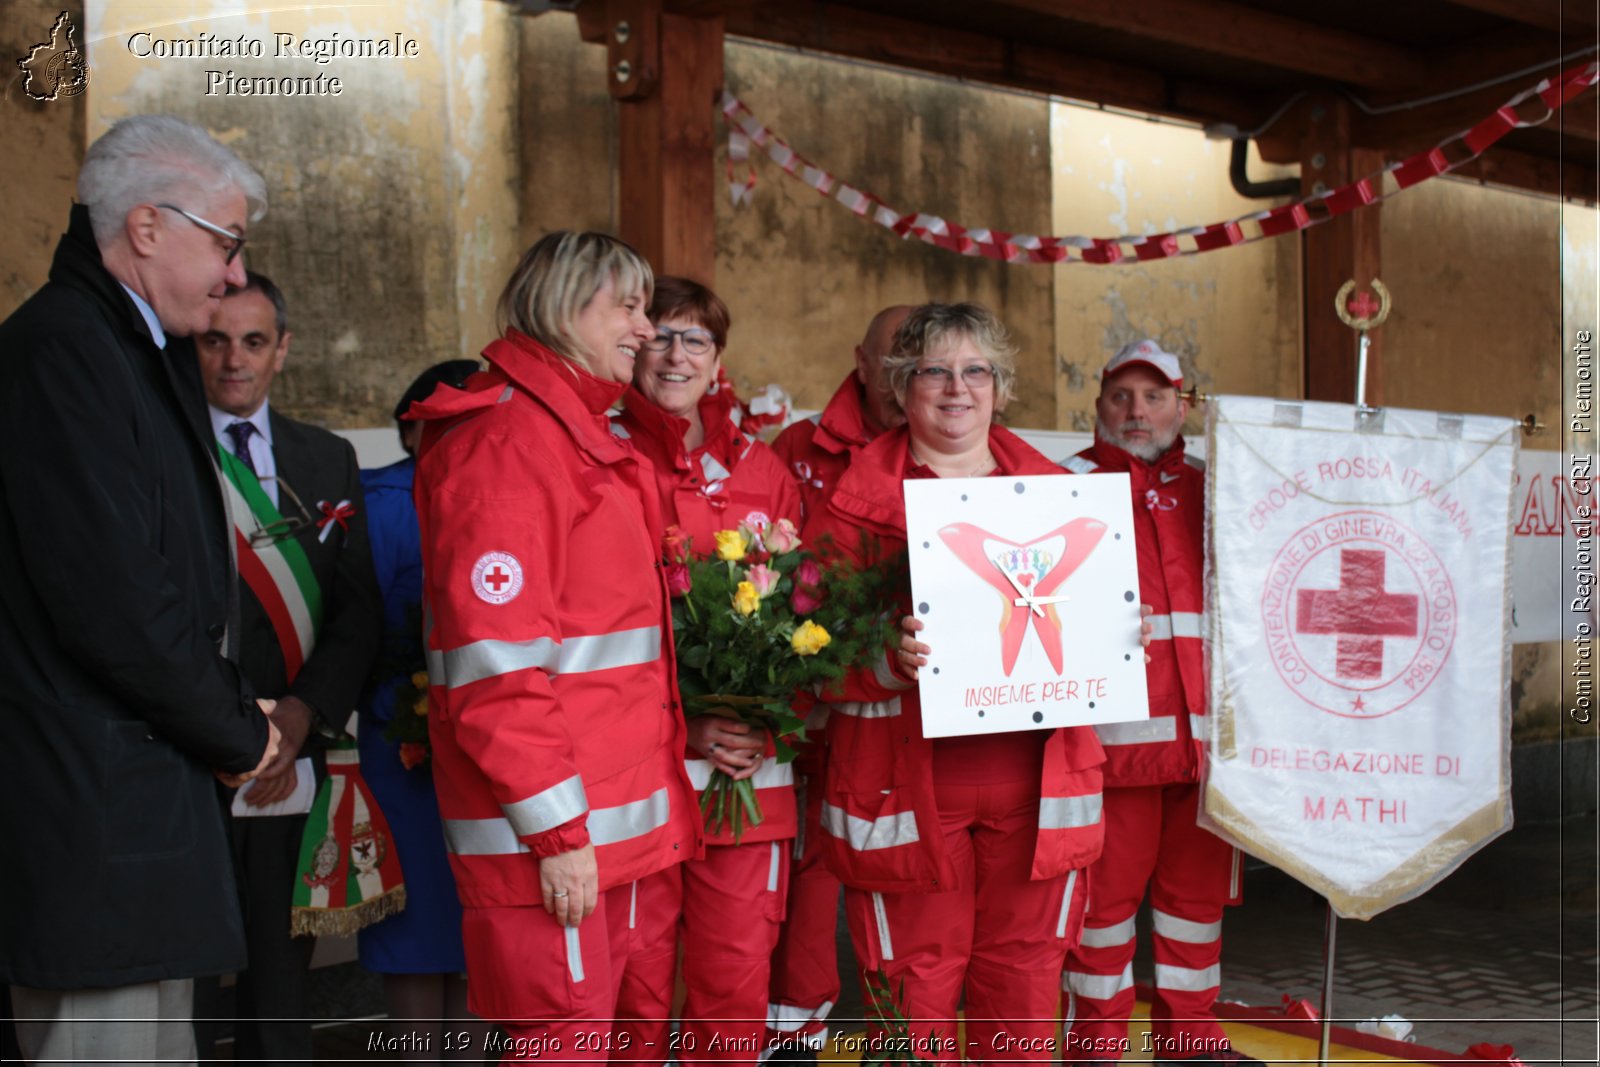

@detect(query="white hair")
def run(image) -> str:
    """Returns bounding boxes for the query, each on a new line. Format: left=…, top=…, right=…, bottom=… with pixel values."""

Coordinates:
left=77, top=115, right=267, bottom=244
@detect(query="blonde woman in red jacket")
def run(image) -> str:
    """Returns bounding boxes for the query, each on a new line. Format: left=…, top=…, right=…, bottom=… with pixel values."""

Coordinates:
left=803, top=303, right=1106, bottom=1063
left=411, top=232, right=701, bottom=1058
left=612, top=277, right=803, bottom=1064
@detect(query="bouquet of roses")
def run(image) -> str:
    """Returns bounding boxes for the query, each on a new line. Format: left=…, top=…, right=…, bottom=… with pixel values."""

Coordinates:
left=665, top=518, right=897, bottom=841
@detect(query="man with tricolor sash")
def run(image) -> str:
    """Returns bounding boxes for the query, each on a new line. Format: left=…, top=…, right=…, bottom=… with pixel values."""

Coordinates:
left=195, top=272, right=382, bottom=1062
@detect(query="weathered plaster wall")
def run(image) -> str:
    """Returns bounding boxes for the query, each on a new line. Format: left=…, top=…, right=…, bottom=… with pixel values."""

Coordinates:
left=1381, top=180, right=1593, bottom=740
left=515, top=14, right=615, bottom=246
left=717, top=46, right=1056, bottom=428
left=82, top=0, right=520, bottom=428
left=1049, top=107, right=1303, bottom=434
left=1, top=1, right=86, bottom=313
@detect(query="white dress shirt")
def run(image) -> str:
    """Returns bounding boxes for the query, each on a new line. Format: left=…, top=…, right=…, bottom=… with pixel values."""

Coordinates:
left=210, top=402, right=278, bottom=508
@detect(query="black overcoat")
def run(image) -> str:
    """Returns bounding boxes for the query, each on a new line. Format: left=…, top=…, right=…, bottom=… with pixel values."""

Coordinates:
left=0, top=205, right=269, bottom=988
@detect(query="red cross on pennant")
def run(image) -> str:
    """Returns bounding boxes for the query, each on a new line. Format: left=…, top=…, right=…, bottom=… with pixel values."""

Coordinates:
left=484, top=565, right=512, bottom=593
left=1295, top=549, right=1420, bottom=680
left=1347, top=289, right=1381, bottom=320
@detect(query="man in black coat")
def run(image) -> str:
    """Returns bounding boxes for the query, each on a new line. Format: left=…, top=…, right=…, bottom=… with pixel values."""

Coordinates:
left=194, top=272, right=381, bottom=1062
left=0, top=116, right=280, bottom=1061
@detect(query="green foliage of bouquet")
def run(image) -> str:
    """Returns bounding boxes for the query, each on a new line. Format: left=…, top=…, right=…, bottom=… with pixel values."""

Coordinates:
left=665, top=518, right=898, bottom=841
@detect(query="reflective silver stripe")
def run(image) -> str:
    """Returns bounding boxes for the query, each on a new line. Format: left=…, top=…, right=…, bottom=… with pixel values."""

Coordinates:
left=560, top=626, right=661, bottom=675
left=1146, top=612, right=1205, bottom=641
left=502, top=774, right=588, bottom=837
left=1183, top=452, right=1206, bottom=472
left=872, top=651, right=914, bottom=692
left=1095, top=717, right=1177, bottom=745
left=766, top=1000, right=835, bottom=1033
left=1061, top=455, right=1098, bottom=474
left=821, top=802, right=919, bottom=852
left=1065, top=964, right=1133, bottom=1001
left=436, top=626, right=661, bottom=689
left=1155, top=962, right=1221, bottom=991
left=589, top=787, right=672, bottom=847
left=1055, top=869, right=1080, bottom=939
left=498, top=385, right=515, bottom=404
left=832, top=698, right=901, bottom=719
left=1038, top=793, right=1102, bottom=830
left=1152, top=910, right=1221, bottom=944
left=684, top=758, right=795, bottom=791
left=1078, top=915, right=1137, bottom=949
left=1190, top=714, right=1209, bottom=743
left=872, top=891, right=895, bottom=961
left=441, top=816, right=528, bottom=856
left=767, top=842, right=782, bottom=893
left=565, top=925, right=585, bottom=983
left=610, top=420, right=632, bottom=439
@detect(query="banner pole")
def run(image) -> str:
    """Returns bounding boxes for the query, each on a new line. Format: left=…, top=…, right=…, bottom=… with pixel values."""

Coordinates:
left=1318, top=901, right=1337, bottom=1066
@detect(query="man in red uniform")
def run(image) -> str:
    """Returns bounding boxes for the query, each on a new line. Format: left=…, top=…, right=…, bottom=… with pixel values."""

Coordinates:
left=764, top=305, right=909, bottom=1059
left=1060, top=340, right=1257, bottom=1067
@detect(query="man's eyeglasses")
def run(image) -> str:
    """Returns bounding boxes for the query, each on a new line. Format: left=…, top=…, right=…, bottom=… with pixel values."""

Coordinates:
left=157, top=203, right=246, bottom=264
left=909, top=363, right=996, bottom=388
left=246, top=476, right=314, bottom=548
left=644, top=326, right=716, bottom=357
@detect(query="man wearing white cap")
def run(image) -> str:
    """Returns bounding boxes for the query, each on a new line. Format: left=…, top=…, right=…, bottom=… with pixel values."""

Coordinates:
left=1059, top=341, right=1256, bottom=1066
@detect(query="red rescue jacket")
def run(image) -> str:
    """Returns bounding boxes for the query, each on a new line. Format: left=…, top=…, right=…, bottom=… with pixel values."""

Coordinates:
left=614, top=385, right=803, bottom=845
left=1062, top=438, right=1206, bottom=786
left=804, top=425, right=1105, bottom=892
left=772, top=374, right=882, bottom=522
left=411, top=334, right=700, bottom=906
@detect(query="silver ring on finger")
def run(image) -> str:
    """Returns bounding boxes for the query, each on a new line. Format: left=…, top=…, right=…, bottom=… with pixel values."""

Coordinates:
left=553, top=889, right=568, bottom=898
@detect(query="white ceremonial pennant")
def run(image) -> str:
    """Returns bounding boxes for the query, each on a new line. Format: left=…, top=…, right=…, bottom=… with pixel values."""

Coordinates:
left=905, top=474, right=1148, bottom=738
left=1201, top=395, right=1518, bottom=919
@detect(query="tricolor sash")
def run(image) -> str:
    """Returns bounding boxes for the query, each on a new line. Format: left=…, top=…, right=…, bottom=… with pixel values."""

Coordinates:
left=290, top=742, right=406, bottom=936
left=217, top=445, right=324, bottom=682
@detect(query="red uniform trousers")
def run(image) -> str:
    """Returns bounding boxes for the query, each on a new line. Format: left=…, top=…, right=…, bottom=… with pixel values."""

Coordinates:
left=1062, top=783, right=1239, bottom=1063
left=467, top=867, right=681, bottom=1064
left=677, top=839, right=792, bottom=1065
left=843, top=776, right=1088, bottom=1065
left=765, top=767, right=841, bottom=1049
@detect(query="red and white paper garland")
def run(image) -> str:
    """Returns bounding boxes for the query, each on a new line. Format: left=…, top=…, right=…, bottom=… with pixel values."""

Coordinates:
left=723, top=61, right=1598, bottom=266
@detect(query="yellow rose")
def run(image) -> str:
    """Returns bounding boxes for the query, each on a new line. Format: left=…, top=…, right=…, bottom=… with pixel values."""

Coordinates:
left=411, top=671, right=430, bottom=689
left=732, top=581, right=761, bottom=616
left=413, top=696, right=430, bottom=718
left=714, top=529, right=747, bottom=562
left=791, top=620, right=832, bottom=656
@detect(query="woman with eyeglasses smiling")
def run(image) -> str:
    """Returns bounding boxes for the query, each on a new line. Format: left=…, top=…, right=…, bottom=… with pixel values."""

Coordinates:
left=800, top=303, right=1107, bottom=1063
left=611, top=276, right=802, bottom=1065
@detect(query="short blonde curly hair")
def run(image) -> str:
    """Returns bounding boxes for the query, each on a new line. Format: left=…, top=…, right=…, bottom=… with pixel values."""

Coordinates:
left=882, top=302, right=1017, bottom=420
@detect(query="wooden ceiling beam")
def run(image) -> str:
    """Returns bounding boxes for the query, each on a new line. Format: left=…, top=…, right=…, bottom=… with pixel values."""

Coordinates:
left=997, top=0, right=1426, bottom=91
left=718, top=1, right=1260, bottom=126
left=1447, top=144, right=1600, bottom=202
left=1438, top=0, right=1595, bottom=32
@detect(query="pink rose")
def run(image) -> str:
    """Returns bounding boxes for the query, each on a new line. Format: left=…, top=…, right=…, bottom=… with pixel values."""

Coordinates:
left=665, top=562, right=693, bottom=597
left=746, top=563, right=779, bottom=596
left=790, top=587, right=823, bottom=615
left=766, top=518, right=801, bottom=555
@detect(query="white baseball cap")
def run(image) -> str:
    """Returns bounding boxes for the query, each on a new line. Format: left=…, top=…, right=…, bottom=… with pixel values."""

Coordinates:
left=1102, top=339, right=1183, bottom=388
